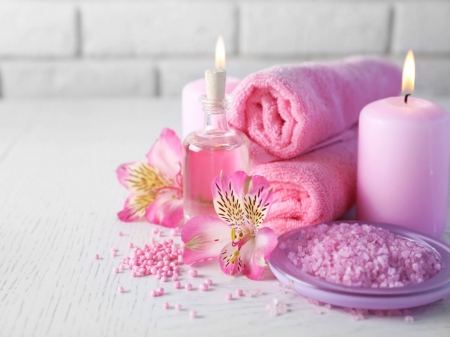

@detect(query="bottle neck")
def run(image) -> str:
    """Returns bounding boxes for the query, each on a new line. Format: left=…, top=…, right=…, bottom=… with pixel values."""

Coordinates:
left=199, top=95, right=233, bottom=132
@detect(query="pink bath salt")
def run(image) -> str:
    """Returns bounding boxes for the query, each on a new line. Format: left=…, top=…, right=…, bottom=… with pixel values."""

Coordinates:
left=205, top=279, right=213, bottom=286
left=113, top=267, right=119, bottom=274
left=157, top=287, right=164, bottom=295
left=283, top=223, right=441, bottom=288
left=226, top=293, right=233, bottom=301
left=236, top=289, right=244, bottom=297
left=174, top=281, right=181, bottom=289
left=128, top=242, right=134, bottom=248
left=94, top=254, right=99, bottom=260
left=189, top=269, right=198, bottom=278
left=163, top=302, right=169, bottom=309
left=175, top=304, right=182, bottom=311
left=117, top=286, right=124, bottom=293
left=185, top=283, right=193, bottom=291
left=189, top=310, right=197, bottom=319
left=153, top=227, right=159, bottom=234
left=404, top=315, right=415, bottom=322
left=161, top=276, right=168, bottom=282
left=150, top=290, right=158, bottom=297
left=117, top=231, right=123, bottom=236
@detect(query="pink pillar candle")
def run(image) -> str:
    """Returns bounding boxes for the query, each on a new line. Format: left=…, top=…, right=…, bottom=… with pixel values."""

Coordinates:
left=182, top=77, right=240, bottom=140
left=357, top=96, right=450, bottom=237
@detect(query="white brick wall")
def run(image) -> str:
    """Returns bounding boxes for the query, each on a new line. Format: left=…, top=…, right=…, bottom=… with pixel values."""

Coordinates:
left=81, top=3, right=236, bottom=56
left=0, top=0, right=448, bottom=98
left=240, top=3, right=390, bottom=56
left=393, top=2, right=450, bottom=54
left=0, top=3, right=76, bottom=57
left=1, top=61, right=155, bottom=98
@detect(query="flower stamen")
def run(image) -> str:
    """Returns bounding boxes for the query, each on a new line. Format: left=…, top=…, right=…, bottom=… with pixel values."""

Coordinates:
left=230, top=250, right=240, bottom=263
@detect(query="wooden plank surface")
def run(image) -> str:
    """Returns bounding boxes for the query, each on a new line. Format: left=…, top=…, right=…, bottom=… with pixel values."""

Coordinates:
left=0, top=99, right=449, bottom=337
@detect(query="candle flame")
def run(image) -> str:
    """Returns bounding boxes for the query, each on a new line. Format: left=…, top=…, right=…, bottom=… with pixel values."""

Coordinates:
left=402, top=50, right=415, bottom=94
left=215, top=35, right=226, bottom=69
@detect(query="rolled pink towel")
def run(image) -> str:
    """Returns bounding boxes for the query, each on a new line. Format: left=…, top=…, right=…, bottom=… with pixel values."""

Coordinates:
left=252, top=126, right=358, bottom=236
left=229, top=56, right=401, bottom=159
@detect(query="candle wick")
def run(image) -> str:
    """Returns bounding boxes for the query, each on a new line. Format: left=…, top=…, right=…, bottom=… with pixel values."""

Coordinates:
left=404, top=94, right=411, bottom=104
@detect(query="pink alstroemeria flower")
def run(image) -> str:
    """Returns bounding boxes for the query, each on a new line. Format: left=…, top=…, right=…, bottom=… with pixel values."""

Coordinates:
left=116, top=128, right=183, bottom=228
left=182, top=171, right=278, bottom=280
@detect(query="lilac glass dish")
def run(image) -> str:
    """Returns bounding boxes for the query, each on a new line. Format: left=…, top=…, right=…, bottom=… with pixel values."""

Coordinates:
left=268, top=221, right=450, bottom=310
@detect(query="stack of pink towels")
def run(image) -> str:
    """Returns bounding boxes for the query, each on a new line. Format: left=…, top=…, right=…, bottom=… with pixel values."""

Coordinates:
left=229, top=56, right=401, bottom=235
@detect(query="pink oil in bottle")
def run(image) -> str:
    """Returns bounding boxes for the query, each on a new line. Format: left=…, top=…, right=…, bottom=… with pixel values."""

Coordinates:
left=183, top=95, right=249, bottom=220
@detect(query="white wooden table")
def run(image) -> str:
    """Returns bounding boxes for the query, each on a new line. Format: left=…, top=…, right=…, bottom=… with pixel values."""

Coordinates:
left=1, top=98, right=449, bottom=337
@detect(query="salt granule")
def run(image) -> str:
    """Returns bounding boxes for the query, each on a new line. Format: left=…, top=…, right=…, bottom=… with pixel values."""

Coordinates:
left=283, top=223, right=441, bottom=288
left=404, top=315, right=415, bottom=322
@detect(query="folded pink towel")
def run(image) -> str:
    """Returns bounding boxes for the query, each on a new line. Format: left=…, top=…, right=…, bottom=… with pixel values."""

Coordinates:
left=252, top=126, right=358, bottom=236
left=229, top=56, right=401, bottom=159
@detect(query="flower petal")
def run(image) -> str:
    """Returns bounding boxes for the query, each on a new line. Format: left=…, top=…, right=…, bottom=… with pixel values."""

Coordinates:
left=242, top=175, right=273, bottom=233
left=211, top=172, right=246, bottom=230
left=219, top=241, right=245, bottom=276
left=116, top=161, right=167, bottom=194
left=145, top=191, right=184, bottom=228
left=146, top=128, right=182, bottom=180
left=181, top=216, right=230, bottom=265
left=240, top=227, right=278, bottom=280
left=118, top=194, right=154, bottom=222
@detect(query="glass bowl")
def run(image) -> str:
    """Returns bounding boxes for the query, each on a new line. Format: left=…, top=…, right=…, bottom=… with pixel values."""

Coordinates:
left=268, top=221, right=450, bottom=309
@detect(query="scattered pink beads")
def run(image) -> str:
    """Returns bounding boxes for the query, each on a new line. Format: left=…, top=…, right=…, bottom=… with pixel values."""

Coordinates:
left=117, top=231, right=123, bottom=236
left=226, top=293, right=233, bottom=301
left=236, top=289, right=244, bottom=297
left=199, top=283, right=209, bottom=291
left=157, top=287, right=164, bottom=295
left=163, top=302, right=169, bottom=309
left=205, top=279, right=213, bottom=286
left=174, top=281, right=181, bottom=289
left=113, top=267, right=119, bottom=274
left=189, top=269, right=198, bottom=278
left=128, top=242, right=134, bottom=248
left=283, top=223, right=441, bottom=288
left=185, top=283, right=193, bottom=291
left=118, top=239, right=183, bottom=280
left=117, top=286, right=124, bottom=293
left=175, top=304, right=182, bottom=311
left=150, top=290, right=158, bottom=297
left=94, top=254, right=99, bottom=260
left=153, top=228, right=159, bottom=234
left=189, top=310, right=197, bottom=319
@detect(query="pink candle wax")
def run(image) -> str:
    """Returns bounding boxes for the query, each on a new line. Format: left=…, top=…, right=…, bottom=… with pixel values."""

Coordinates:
left=357, top=96, right=450, bottom=237
left=182, top=77, right=240, bottom=139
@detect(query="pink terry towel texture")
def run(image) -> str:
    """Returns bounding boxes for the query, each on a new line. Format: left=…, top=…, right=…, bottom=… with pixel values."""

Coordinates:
left=252, top=127, right=358, bottom=236
left=229, top=56, right=401, bottom=159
